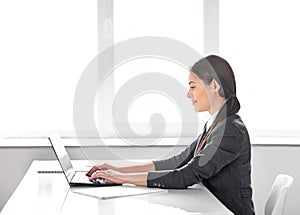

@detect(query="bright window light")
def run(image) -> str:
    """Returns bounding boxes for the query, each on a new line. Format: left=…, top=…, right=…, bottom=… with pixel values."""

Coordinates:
left=0, top=0, right=97, bottom=136
left=113, top=0, right=205, bottom=137
left=219, top=0, right=300, bottom=135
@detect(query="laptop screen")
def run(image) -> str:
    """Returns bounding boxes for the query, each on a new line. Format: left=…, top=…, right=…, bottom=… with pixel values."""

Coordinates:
left=49, top=132, right=75, bottom=183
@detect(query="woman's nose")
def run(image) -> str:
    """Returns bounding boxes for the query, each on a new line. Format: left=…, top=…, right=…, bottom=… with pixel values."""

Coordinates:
left=187, top=90, right=192, bottom=98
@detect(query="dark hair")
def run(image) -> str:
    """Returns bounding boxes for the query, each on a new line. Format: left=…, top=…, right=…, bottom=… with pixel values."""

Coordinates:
left=191, top=55, right=240, bottom=155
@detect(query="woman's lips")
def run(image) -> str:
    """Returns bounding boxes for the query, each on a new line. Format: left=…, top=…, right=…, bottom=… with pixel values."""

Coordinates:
left=192, top=100, right=197, bottom=105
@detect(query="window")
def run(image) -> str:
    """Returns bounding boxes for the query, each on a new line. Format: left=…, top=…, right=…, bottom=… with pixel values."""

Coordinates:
left=0, top=0, right=206, bottom=138
left=109, top=0, right=206, bottom=137
left=2, top=0, right=296, bottom=139
left=219, top=0, right=300, bottom=136
left=0, top=0, right=97, bottom=136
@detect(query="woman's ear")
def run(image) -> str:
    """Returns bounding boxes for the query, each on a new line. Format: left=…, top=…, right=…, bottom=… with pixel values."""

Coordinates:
left=212, top=79, right=225, bottom=97
left=211, top=79, right=221, bottom=92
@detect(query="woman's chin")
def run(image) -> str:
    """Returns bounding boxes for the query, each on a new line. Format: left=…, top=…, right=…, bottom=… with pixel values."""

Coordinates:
left=195, top=106, right=206, bottom=113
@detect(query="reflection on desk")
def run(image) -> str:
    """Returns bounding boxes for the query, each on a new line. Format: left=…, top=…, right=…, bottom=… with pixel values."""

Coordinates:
left=72, top=185, right=168, bottom=199
left=2, top=160, right=233, bottom=215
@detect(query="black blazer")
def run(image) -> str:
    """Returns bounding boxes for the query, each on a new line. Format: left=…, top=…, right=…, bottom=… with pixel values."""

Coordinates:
left=147, top=114, right=255, bottom=215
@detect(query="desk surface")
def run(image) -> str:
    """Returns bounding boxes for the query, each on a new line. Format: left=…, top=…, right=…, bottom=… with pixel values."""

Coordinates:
left=2, top=160, right=233, bottom=215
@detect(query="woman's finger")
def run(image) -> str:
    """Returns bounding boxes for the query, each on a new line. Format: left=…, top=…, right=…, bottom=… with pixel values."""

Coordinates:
left=89, top=172, right=106, bottom=181
left=86, top=166, right=99, bottom=176
left=89, top=171, right=124, bottom=184
left=86, top=164, right=108, bottom=176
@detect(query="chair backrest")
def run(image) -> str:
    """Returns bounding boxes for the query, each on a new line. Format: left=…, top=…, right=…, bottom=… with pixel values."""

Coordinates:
left=264, top=174, right=294, bottom=215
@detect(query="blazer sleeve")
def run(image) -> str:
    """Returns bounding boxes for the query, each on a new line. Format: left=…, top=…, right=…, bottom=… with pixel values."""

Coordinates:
left=152, top=138, right=199, bottom=171
left=147, top=123, right=243, bottom=189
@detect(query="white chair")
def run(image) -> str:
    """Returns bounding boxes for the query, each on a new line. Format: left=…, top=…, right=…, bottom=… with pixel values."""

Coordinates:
left=264, top=174, right=294, bottom=215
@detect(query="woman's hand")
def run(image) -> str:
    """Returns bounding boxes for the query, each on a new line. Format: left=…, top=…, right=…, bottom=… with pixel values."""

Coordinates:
left=88, top=169, right=148, bottom=187
left=89, top=169, right=127, bottom=184
left=86, top=163, right=121, bottom=177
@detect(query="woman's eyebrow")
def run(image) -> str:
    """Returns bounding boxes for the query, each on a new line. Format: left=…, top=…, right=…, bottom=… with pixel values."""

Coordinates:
left=189, top=81, right=196, bottom=85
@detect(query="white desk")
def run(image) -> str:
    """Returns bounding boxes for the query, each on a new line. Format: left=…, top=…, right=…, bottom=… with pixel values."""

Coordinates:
left=2, top=160, right=233, bottom=215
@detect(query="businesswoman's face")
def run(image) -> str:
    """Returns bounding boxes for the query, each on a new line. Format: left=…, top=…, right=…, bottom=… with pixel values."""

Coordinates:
left=187, top=72, right=211, bottom=112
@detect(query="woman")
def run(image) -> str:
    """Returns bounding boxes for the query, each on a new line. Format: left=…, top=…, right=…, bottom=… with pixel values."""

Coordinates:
left=87, top=55, right=255, bottom=214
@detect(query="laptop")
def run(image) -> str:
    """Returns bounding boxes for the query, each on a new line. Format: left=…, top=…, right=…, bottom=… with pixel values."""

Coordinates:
left=48, top=132, right=119, bottom=187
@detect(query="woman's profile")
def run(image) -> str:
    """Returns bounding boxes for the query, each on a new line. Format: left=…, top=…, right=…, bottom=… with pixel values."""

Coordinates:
left=87, top=55, right=255, bottom=214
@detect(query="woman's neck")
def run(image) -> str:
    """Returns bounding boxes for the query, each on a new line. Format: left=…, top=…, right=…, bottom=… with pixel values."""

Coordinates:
left=209, top=98, right=227, bottom=115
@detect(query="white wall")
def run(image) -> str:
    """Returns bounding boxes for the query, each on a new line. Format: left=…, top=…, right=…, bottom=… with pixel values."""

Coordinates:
left=0, top=143, right=299, bottom=214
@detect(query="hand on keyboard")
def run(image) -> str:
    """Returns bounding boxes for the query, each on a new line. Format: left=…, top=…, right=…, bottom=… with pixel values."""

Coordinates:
left=91, top=178, right=106, bottom=184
